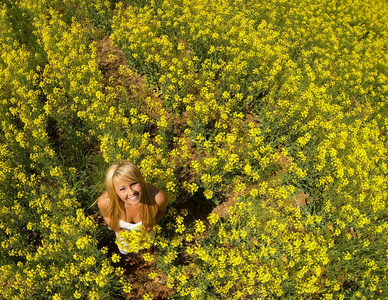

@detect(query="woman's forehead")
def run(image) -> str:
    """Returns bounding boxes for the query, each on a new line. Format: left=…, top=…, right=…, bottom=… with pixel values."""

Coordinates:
left=113, top=176, right=137, bottom=185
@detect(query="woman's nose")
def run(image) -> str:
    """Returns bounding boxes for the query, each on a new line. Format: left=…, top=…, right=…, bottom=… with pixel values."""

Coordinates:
left=129, top=185, right=135, bottom=194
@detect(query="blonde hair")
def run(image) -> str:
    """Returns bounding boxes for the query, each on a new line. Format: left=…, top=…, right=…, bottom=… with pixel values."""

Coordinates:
left=105, top=160, right=158, bottom=232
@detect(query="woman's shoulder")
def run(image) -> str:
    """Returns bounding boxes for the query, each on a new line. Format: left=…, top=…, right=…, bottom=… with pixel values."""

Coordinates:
left=147, top=183, right=167, bottom=207
left=97, top=191, right=110, bottom=211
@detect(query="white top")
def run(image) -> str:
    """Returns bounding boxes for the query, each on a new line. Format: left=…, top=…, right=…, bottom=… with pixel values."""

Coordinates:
left=119, top=220, right=142, bottom=231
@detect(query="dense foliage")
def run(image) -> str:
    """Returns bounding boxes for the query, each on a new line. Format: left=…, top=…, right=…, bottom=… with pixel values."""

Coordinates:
left=1, top=0, right=387, bottom=299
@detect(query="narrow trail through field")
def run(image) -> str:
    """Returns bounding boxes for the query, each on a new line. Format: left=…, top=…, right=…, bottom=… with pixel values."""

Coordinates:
left=94, top=34, right=310, bottom=299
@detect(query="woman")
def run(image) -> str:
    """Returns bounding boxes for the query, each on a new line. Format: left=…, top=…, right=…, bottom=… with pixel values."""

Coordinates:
left=97, top=160, right=167, bottom=254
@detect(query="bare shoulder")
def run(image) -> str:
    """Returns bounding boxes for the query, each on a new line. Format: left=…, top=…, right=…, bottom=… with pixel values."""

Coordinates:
left=97, top=191, right=110, bottom=213
left=97, top=191, right=111, bottom=226
left=147, top=183, right=167, bottom=209
left=155, top=188, right=167, bottom=208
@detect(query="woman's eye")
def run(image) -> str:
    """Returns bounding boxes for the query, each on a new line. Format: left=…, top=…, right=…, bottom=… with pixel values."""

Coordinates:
left=130, top=182, right=138, bottom=187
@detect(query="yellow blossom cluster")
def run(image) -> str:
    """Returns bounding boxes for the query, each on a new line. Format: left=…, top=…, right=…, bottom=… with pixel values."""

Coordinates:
left=116, top=225, right=156, bottom=254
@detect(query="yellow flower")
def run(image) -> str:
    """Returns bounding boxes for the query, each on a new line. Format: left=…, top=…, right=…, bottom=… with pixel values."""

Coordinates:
left=203, top=189, right=213, bottom=199
left=207, top=213, right=220, bottom=225
left=195, top=220, right=206, bottom=235
left=143, top=253, right=155, bottom=262
left=111, top=254, right=120, bottom=263
left=148, top=271, right=158, bottom=280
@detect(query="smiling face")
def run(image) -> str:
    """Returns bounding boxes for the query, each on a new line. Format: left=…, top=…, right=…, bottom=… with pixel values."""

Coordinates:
left=113, top=178, right=142, bottom=205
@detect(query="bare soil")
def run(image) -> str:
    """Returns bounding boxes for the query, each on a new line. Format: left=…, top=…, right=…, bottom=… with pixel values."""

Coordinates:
left=118, top=252, right=173, bottom=300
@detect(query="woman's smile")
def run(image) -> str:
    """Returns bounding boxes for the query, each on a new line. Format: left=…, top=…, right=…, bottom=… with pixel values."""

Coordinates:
left=127, top=193, right=139, bottom=201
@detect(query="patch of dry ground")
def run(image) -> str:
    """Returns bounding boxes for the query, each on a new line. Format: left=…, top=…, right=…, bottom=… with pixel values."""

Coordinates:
left=118, top=252, right=173, bottom=300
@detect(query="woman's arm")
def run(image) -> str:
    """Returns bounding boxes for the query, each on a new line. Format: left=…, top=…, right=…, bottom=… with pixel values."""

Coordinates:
left=154, top=188, right=168, bottom=224
left=145, top=186, right=168, bottom=232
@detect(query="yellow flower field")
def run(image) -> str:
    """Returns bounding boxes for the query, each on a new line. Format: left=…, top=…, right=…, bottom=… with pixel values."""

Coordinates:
left=0, top=0, right=387, bottom=299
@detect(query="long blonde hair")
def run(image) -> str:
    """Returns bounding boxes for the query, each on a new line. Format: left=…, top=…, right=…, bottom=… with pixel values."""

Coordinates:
left=105, top=160, right=158, bottom=232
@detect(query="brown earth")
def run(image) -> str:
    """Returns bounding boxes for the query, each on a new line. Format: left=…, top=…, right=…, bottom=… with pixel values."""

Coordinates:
left=118, top=252, right=173, bottom=300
